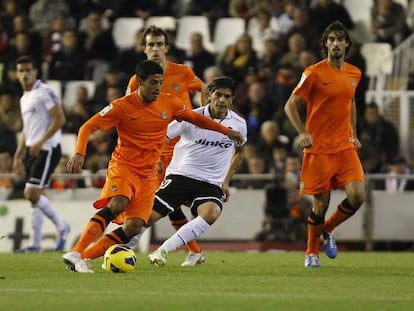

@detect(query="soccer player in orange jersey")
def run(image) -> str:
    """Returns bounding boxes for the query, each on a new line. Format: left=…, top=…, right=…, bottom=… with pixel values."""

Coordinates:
left=126, top=25, right=207, bottom=266
left=62, top=60, right=243, bottom=273
left=284, top=21, right=365, bottom=268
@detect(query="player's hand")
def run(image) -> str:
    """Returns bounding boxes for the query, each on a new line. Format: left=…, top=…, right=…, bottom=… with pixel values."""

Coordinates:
left=222, top=183, right=231, bottom=202
left=227, top=129, right=245, bottom=145
left=67, top=153, right=85, bottom=173
left=298, top=131, right=313, bottom=148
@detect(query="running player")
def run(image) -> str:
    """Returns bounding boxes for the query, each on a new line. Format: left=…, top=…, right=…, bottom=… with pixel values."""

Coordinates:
left=129, top=76, right=247, bottom=266
left=62, top=60, right=243, bottom=273
left=126, top=25, right=207, bottom=266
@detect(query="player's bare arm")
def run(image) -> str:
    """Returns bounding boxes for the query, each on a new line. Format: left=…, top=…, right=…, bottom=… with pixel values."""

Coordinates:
left=222, top=145, right=244, bottom=202
left=284, top=94, right=313, bottom=148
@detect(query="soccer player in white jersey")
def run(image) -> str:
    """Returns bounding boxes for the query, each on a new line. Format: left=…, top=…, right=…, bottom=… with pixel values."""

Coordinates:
left=13, top=55, right=70, bottom=252
left=127, top=76, right=248, bottom=266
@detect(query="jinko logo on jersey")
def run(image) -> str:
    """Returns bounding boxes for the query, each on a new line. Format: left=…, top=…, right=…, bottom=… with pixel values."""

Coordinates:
left=195, top=139, right=233, bottom=148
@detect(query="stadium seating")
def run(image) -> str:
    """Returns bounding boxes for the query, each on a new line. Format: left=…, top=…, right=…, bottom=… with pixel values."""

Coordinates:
left=112, top=17, right=145, bottom=50
left=145, top=16, right=177, bottom=31
left=175, top=15, right=214, bottom=52
left=62, top=80, right=96, bottom=111
left=213, top=17, right=246, bottom=54
left=47, top=80, right=62, bottom=100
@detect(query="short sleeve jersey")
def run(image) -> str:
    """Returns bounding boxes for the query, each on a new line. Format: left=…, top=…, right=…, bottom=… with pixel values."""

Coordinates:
left=126, top=61, right=203, bottom=157
left=75, top=93, right=229, bottom=177
left=293, top=59, right=361, bottom=154
left=166, top=105, right=248, bottom=186
left=20, top=80, right=62, bottom=149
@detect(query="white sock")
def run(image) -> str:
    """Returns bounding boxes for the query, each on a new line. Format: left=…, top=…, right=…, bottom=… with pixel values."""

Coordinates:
left=30, top=207, right=44, bottom=248
left=37, top=195, right=65, bottom=230
left=125, top=227, right=147, bottom=248
left=159, top=216, right=210, bottom=253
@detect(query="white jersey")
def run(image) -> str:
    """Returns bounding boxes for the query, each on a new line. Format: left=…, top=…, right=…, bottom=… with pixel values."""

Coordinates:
left=20, top=80, right=62, bottom=149
left=166, top=105, right=247, bottom=186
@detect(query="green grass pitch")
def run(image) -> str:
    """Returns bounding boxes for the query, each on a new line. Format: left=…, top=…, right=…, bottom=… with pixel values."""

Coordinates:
left=0, top=251, right=413, bottom=310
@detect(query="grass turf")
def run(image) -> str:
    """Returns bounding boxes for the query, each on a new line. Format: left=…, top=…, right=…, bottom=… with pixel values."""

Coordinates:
left=0, top=251, right=413, bottom=311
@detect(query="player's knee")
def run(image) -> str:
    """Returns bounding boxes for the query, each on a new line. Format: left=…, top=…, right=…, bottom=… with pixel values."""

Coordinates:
left=108, top=196, right=129, bottom=215
left=123, top=218, right=145, bottom=237
left=349, top=191, right=365, bottom=209
left=24, top=188, right=40, bottom=205
left=197, top=204, right=221, bottom=225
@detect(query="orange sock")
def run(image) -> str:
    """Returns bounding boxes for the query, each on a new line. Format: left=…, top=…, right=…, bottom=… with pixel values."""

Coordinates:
left=82, top=228, right=128, bottom=259
left=305, top=211, right=324, bottom=255
left=171, top=219, right=202, bottom=253
left=324, top=199, right=358, bottom=233
left=72, top=208, right=115, bottom=254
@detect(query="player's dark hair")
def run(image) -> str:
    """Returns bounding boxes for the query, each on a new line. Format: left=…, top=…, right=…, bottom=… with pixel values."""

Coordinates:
left=207, top=76, right=236, bottom=95
left=135, top=60, right=164, bottom=81
left=320, top=21, right=352, bottom=58
left=16, top=55, right=36, bottom=68
left=141, top=25, right=169, bottom=47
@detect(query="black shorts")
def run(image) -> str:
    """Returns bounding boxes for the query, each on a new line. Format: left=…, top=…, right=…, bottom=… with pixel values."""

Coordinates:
left=154, top=174, right=224, bottom=217
left=24, top=144, right=61, bottom=188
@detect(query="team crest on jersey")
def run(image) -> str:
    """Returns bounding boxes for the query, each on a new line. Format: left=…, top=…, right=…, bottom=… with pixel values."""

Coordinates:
left=110, top=185, right=117, bottom=192
left=99, top=104, right=113, bottom=116
left=161, top=111, right=168, bottom=120
left=172, top=83, right=180, bottom=91
left=350, top=79, right=356, bottom=87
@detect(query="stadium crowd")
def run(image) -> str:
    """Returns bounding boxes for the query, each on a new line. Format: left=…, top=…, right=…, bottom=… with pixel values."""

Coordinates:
left=1, top=0, right=414, bottom=241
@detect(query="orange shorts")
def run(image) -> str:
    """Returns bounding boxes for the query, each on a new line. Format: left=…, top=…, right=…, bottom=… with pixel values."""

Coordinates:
left=300, top=148, right=364, bottom=195
left=93, top=163, right=159, bottom=224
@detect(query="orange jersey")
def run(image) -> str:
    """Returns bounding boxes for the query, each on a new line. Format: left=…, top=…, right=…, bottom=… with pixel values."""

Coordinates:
left=127, top=61, right=203, bottom=107
left=126, top=61, right=203, bottom=157
left=293, top=59, right=361, bottom=154
left=75, top=92, right=230, bottom=178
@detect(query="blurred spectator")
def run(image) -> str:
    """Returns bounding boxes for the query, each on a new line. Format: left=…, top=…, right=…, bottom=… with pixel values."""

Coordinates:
left=0, top=18, right=9, bottom=54
left=0, top=0, right=24, bottom=37
left=370, top=0, right=411, bottom=47
left=28, top=0, right=70, bottom=36
left=270, top=142, right=290, bottom=182
left=92, top=65, right=127, bottom=113
left=11, top=14, right=43, bottom=57
left=256, top=120, right=290, bottom=165
left=280, top=32, right=307, bottom=68
left=256, top=32, right=282, bottom=82
left=236, top=81, right=274, bottom=142
left=183, top=32, right=216, bottom=79
left=185, top=0, right=229, bottom=32
left=233, top=154, right=271, bottom=189
left=42, top=12, right=75, bottom=63
left=280, top=8, right=320, bottom=56
left=114, top=28, right=146, bottom=78
left=2, top=31, right=42, bottom=76
left=0, top=86, right=21, bottom=189
left=376, top=156, right=414, bottom=192
left=78, top=10, right=118, bottom=82
left=220, top=33, right=258, bottom=85
left=0, top=61, right=22, bottom=96
left=113, top=0, right=179, bottom=19
left=276, top=0, right=299, bottom=36
left=51, top=154, right=86, bottom=189
left=309, top=0, right=354, bottom=36
left=84, top=130, right=112, bottom=188
left=48, top=29, right=87, bottom=81
left=203, top=65, right=223, bottom=85
left=62, top=84, right=92, bottom=134
left=357, top=102, right=400, bottom=173
left=228, top=0, right=257, bottom=20
left=164, top=29, right=185, bottom=63
left=248, top=6, right=279, bottom=56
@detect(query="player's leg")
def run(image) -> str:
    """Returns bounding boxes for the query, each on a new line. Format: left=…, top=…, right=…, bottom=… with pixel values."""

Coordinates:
left=168, top=208, right=203, bottom=253
left=149, top=183, right=223, bottom=266
left=323, top=150, right=365, bottom=258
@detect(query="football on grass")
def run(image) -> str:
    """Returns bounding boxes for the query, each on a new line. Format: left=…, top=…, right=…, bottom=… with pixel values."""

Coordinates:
left=103, top=244, right=136, bottom=273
